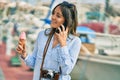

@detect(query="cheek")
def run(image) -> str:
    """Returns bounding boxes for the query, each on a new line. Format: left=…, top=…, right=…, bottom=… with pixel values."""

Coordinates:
left=50, top=23, right=59, bottom=29
left=51, top=20, right=64, bottom=28
left=57, top=19, right=65, bottom=27
left=59, top=19, right=64, bottom=24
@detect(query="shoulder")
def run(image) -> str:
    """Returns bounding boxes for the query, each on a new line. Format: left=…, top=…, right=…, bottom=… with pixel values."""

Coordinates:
left=67, top=34, right=81, bottom=51
left=38, top=28, right=51, bottom=37
left=36, top=30, right=46, bottom=41
left=38, top=30, right=45, bottom=37
left=69, top=34, right=81, bottom=44
left=37, top=28, right=52, bottom=40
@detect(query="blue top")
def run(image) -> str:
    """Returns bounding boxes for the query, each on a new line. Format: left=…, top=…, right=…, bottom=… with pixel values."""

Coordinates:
left=24, top=29, right=81, bottom=80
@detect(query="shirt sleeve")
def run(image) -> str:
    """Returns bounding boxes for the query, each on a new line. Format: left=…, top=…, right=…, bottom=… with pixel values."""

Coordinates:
left=23, top=32, right=41, bottom=68
left=58, top=37, right=81, bottom=75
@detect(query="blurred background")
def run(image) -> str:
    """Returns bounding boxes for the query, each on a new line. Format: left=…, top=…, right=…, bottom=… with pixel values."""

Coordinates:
left=0, top=0, right=120, bottom=80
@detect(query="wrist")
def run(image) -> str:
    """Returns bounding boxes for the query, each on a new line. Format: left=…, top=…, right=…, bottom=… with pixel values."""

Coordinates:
left=21, top=55, right=25, bottom=59
left=21, top=52, right=27, bottom=59
left=60, top=42, right=66, bottom=47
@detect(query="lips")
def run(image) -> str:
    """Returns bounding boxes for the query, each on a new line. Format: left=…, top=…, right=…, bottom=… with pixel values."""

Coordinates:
left=51, top=21, right=57, bottom=24
left=51, top=21, right=57, bottom=26
left=51, top=22, right=58, bottom=28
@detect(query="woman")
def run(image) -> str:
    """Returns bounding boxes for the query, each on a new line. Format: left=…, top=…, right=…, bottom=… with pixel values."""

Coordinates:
left=16, top=1, right=81, bottom=80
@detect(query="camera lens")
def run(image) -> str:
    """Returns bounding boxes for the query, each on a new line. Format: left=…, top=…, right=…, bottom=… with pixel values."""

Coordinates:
left=47, top=70, right=54, bottom=79
left=47, top=74, right=52, bottom=78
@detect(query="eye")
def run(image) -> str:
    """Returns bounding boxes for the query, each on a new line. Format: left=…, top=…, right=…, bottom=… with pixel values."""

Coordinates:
left=57, top=14, right=61, bottom=18
left=56, top=12, right=63, bottom=18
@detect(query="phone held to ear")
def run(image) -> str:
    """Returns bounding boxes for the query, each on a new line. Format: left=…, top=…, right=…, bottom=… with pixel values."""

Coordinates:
left=55, top=23, right=67, bottom=33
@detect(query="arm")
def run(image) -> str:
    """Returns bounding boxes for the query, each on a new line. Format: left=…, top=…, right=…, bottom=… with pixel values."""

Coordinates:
left=24, top=32, right=41, bottom=68
left=58, top=37, right=81, bottom=75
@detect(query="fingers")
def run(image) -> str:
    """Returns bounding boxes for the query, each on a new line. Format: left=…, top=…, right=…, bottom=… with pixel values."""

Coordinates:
left=55, top=24, right=68, bottom=36
left=23, top=42, right=26, bottom=49
left=58, top=26, right=62, bottom=33
left=57, top=24, right=65, bottom=33
left=60, top=24, right=68, bottom=33
left=16, top=40, right=26, bottom=54
left=65, top=27, right=68, bottom=33
left=18, top=45, right=23, bottom=50
left=18, top=41, right=22, bottom=45
left=61, top=24, right=65, bottom=31
left=16, top=45, right=23, bottom=53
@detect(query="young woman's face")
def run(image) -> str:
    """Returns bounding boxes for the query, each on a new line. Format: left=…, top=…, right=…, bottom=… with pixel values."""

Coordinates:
left=51, top=6, right=65, bottom=28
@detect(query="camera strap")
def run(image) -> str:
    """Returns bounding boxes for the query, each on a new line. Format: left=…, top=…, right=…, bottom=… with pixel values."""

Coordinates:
left=39, top=32, right=53, bottom=80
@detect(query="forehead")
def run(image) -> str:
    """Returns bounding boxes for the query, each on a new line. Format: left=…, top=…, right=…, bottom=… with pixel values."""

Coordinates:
left=54, top=6, right=62, bottom=13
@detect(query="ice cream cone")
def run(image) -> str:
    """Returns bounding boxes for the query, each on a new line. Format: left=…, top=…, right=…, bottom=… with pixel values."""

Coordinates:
left=19, top=32, right=26, bottom=48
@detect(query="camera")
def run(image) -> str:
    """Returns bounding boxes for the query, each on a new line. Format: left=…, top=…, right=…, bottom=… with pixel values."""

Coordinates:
left=41, top=69, right=59, bottom=79
left=46, top=70, right=55, bottom=79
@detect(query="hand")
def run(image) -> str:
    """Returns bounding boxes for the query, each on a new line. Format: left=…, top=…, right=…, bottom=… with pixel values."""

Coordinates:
left=55, top=24, right=68, bottom=47
left=16, top=39, right=27, bottom=59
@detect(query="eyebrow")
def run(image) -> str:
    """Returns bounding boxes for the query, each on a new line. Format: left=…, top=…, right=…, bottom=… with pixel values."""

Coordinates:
left=54, top=10, right=63, bottom=17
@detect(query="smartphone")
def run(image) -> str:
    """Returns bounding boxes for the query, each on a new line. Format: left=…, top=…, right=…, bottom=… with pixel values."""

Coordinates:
left=55, top=22, right=67, bottom=33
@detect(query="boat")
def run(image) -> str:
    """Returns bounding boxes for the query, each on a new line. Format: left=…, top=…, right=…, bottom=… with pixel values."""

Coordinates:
left=70, top=32, right=120, bottom=80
